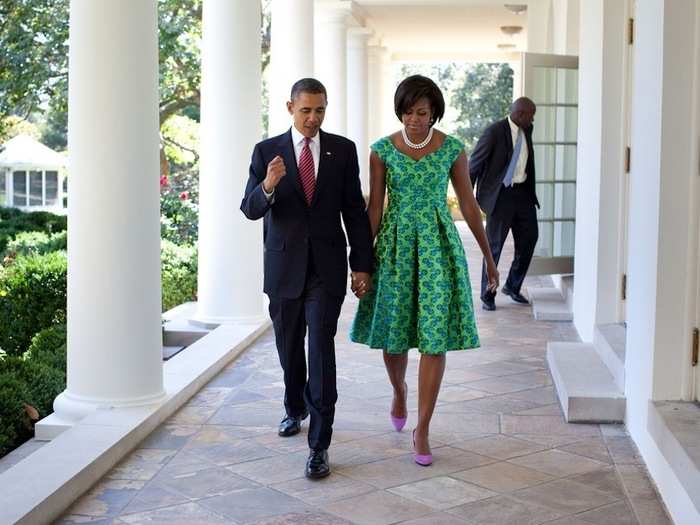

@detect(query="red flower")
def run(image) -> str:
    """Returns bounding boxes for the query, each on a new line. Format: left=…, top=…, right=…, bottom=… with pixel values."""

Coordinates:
left=179, top=191, right=189, bottom=200
left=160, top=175, right=169, bottom=187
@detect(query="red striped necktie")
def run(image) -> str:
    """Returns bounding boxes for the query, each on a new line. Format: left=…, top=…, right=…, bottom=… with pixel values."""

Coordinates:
left=298, top=137, right=316, bottom=206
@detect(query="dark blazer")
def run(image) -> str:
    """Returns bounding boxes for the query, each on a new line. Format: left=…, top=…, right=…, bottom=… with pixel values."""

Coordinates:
left=469, top=118, right=540, bottom=216
left=241, top=128, right=373, bottom=299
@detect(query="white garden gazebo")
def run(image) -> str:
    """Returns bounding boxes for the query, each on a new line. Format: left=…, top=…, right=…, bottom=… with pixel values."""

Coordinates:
left=0, top=134, right=67, bottom=213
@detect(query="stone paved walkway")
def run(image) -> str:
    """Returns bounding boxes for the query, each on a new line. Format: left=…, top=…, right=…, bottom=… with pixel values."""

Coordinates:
left=59, top=224, right=672, bottom=525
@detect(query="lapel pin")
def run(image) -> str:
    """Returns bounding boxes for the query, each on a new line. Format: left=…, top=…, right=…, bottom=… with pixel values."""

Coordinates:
left=325, top=151, right=332, bottom=155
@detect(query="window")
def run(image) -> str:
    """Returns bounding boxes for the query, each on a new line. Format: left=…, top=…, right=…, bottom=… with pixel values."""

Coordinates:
left=11, top=169, right=62, bottom=207
left=45, top=171, right=58, bottom=205
left=0, top=171, right=6, bottom=205
left=13, top=171, right=27, bottom=206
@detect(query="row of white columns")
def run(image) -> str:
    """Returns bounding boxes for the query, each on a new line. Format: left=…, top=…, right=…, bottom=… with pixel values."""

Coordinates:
left=54, top=0, right=264, bottom=425
left=55, top=0, right=386, bottom=429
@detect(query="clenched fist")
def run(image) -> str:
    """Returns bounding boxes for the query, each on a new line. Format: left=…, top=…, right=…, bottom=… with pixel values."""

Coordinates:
left=262, top=155, right=286, bottom=193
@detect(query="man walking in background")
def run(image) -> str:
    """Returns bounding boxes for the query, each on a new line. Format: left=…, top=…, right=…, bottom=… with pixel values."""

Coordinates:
left=469, top=97, right=539, bottom=311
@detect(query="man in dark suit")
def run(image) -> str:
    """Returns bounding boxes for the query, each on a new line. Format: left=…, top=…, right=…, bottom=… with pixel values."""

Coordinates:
left=241, top=78, right=373, bottom=479
left=469, top=97, right=539, bottom=311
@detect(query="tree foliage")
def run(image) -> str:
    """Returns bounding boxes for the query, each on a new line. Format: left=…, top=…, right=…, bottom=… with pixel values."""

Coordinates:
left=452, top=63, right=513, bottom=152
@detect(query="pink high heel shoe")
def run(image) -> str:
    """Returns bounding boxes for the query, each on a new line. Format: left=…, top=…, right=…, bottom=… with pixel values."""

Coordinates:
left=390, top=382, right=408, bottom=432
left=412, top=429, right=433, bottom=466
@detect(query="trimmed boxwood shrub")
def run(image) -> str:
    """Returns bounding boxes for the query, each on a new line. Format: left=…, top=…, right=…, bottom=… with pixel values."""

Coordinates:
left=24, top=324, right=67, bottom=373
left=161, top=240, right=197, bottom=312
left=0, top=251, right=67, bottom=356
left=3, top=230, right=67, bottom=260
left=0, top=209, right=67, bottom=253
left=0, top=373, right=33, bottom=457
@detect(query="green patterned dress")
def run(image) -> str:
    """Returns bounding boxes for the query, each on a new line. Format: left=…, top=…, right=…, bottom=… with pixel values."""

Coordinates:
left=350, top=134, right=480, bottom=355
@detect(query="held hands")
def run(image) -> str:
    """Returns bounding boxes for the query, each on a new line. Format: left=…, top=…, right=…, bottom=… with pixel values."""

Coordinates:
left=486, top=260, right=500, bottom=294
left=351, top=272, right=372, bottom=299
left=263, top=155, right=286, bottom=193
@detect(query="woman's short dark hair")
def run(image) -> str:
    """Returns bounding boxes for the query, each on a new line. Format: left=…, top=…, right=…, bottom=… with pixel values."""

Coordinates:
left=290, top=78, right=327, bottom=101
left=394, top=75, right=445, bottom=124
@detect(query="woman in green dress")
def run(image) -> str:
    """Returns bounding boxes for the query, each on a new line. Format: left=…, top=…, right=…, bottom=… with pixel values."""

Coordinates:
left=350, top=75, right=499, bottom=466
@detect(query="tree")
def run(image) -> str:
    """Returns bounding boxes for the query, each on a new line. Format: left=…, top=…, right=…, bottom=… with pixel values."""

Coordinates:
left=451, top=63, right=513, bottom=152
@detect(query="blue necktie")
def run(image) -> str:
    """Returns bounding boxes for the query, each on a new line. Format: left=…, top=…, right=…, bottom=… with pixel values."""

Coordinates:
left=503, top=130, right=523, bottom=187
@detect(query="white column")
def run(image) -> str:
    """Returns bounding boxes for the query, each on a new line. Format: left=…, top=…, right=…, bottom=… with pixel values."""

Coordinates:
left=268, top=0, right=314, bottom=136
left=347, top=28, right=372, bottom=194
left=53, top=0, right=164, bottom=425
left=552, top=0, right=580, bottom=55
left=367, top=45, right=389, bottom=143
left=527, top=0, right=554, bottom=53
left=627, top=0, right=699, bottom=417
left=314, top=1, right=351, bottom=134
left=572, top=0, right=627, bottom=342
left=195, top=0, right=264, bottom=325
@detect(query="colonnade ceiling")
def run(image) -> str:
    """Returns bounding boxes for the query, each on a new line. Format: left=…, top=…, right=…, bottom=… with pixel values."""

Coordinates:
left=352, top=0, right=528, bottom=60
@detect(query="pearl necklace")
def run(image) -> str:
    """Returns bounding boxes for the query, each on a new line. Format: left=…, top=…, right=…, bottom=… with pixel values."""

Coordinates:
left=401, top=127, right=434, bottom=149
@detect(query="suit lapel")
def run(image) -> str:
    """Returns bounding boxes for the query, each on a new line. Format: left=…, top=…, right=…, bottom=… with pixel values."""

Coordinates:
left=502, top=118, right=514, bottom=155
left=311, top=130, right=331, bottom=207
left=278, top=130, right=306, bottom=204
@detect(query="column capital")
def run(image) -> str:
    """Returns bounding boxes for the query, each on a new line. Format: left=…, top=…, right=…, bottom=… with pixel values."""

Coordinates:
left=347, top=26, right=373, bottom=48
left=315, top=0, right=355, bottom=24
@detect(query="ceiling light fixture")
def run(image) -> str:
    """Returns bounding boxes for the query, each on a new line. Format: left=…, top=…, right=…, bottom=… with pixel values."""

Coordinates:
left=497, top=43, right=516, bottom=50
left=504, top=4, right=527, bottom=15
left=500, top=25, right=523, bottom=36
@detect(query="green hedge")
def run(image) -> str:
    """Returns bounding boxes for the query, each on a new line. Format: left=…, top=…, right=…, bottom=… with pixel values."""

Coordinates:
left=0, top=251, right=67, bottom=356
left=24, top=324, right=67, bottom=373
left=0, top=209, right=67, bottom=253
left=3, top=230, right=67, bottom=260
left=0, top=373, right=33, bottom=457
left=161, top=240, right=197, bottom=312
left=0, top=356, right=66, bottom=456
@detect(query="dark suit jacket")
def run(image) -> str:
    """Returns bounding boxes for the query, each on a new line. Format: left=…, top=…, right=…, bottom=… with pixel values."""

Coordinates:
left=469, top=118, right=540, bottom=216
left=240, top=128, right=373, bottom=299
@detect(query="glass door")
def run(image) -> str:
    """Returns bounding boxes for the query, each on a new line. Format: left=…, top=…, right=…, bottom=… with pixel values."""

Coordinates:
left=521, top=52, right=579, bottom=275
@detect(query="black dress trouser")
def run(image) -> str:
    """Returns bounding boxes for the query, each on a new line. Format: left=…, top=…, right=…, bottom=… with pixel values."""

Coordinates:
left=481, top=184, right=539, bottom=301
left=267, top=250, right=344, bottom=451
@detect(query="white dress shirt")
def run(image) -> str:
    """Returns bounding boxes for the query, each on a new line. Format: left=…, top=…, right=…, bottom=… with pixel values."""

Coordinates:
left=263, top=126, right=321, bottom=200
left=507, top=116, right=528, bottom=184
left=290, top=125, right=320, bottom=179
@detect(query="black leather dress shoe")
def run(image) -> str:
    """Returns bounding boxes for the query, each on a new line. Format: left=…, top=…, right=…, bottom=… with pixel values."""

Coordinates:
left=305, top=448, right=330, bottom=479
left=278, top=411, right=308, bottom=437
left=502, top=286, right=529, bottom=304
left=481, top=296, right=496, bottom=311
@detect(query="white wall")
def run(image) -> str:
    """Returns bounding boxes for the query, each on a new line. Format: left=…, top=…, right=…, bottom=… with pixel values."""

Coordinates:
left=626, top=1, right=700, bottom=522
left=527, top=0, right=553, bottom=53
left=572, top=0, right=627, bottom=342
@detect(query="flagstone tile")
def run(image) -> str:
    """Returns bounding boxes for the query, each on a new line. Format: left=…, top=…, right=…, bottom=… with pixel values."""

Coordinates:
left=576, top=500, right=638, bottom=525
left=559, top=437, right=613, bottom=464
left=251, top=510, right=355, bottom=525
left=139, top=424, right=200, bottom=450
left=506, top=386, right=558, bottom=405
left=568, top=466, right=626, bottom=500
left=604, top=436, right=643, bottom=465
left=322, top=490, right=433, bottom=525
left=271, top=472, right=374, bottom=506
left=510, top=478, right=619, bottom=514
left=167, top=405, right=217, bottom=425
left=152, top=466, right=259, bottom=500
left=628, top=495, right=672, bottom=525
left=118, top=501, right=230, bottom=525
left=451, top=460, right=554, bottom=492
left=388, top=475, right=496, bottom=510
left=65, top=479, right=146, bottom=518
left=183, top=426, right=279, bottom=466
left=226, top=450, right=311, bottom=485
left=199, top=486, right=312, bottom=524
left=394, top=513, right=469, bottom=525
left=501, top=415, right=600, bottom=437
left=446, top=495, right=565, bottom=525
left=107, top=448, right=178, bottom=481
left=120, top=483, right=190, bottom=515
left=509, top=449, right=608, bottom=477
left=440, top=395, right=542, bottom=415
left=449, top=434, right=547, bottom=460
left=185, top=387, right=233, bottom=408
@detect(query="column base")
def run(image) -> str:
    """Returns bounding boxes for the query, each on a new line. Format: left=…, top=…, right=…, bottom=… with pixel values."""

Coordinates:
left=189, top=313, right=268, bottom=329
left=36, top=388, right=167, bottom=439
